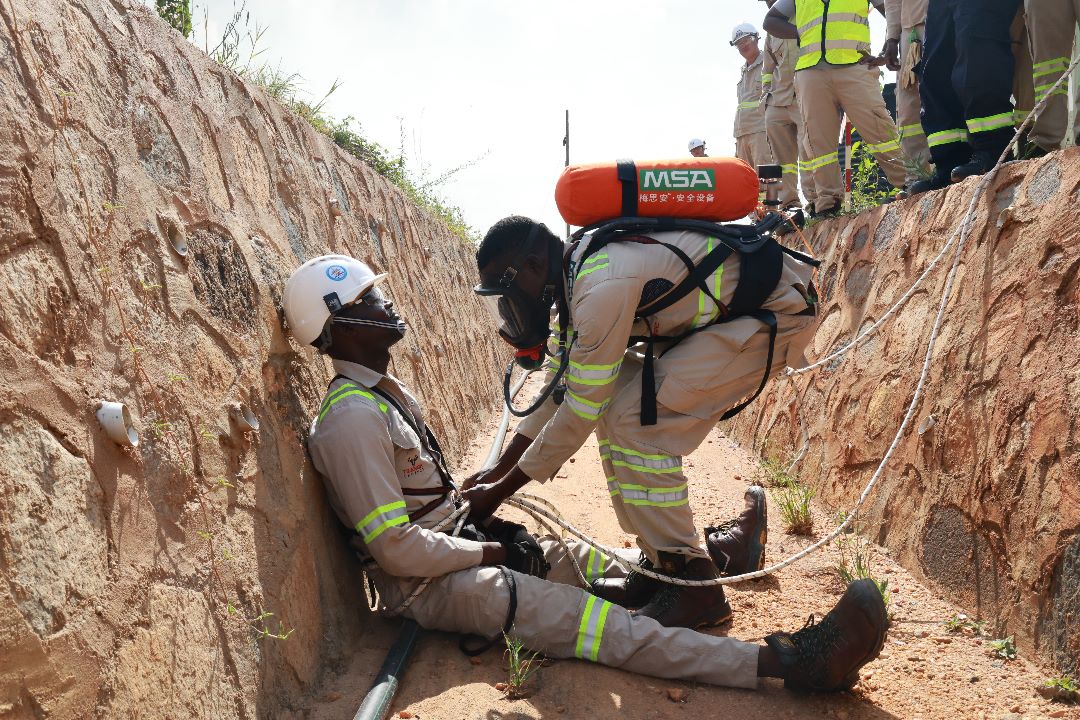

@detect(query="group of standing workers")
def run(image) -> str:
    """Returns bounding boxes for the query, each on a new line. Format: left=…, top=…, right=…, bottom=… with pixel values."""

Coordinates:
left=718, top=0, right=1078, bottom=217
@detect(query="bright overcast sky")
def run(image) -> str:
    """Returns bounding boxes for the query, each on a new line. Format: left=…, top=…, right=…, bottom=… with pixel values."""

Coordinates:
left=191, top=1, right=887, bottom=237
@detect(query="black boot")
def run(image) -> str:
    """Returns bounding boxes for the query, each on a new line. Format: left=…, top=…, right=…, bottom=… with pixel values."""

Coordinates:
left=951, top=149, right=1007, bottom=182
left=904, top=166, right=951, bottom=197
left=706, top=485, right=768, bottom=576
left=631, top=554, right=733, bottom=629
left=590, top=554, right=663, bottom=608
left=764, top=578, right=889, bottom=692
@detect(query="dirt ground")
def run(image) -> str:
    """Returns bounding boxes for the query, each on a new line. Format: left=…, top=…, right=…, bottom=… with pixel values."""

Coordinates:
left=309, top=393, right=1077, bottom=720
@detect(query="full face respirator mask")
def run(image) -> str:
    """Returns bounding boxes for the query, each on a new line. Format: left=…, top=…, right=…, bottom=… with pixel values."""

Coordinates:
left=474, top=223, right=563, bottom=371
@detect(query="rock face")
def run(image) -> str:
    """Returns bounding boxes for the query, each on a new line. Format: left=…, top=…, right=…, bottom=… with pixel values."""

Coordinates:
left=726, top=153, right=1080, bottom=674
left=0, top=1, right=504, bottom=716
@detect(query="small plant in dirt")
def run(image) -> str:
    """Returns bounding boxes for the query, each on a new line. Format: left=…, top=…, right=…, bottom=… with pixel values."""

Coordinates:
left=252, top=610, right=294, bottom=641
left=1039, top=675, right=1079, bottom=703
left=988, top=636, right=1017, bottom=661
left=501, top=633, right=543, bottom=699
left=756, top=455, right=797, bottom=488
left=834, top=529, right=890, bottom=606
left=943, top=613, right=986, bottom=636
left=771, top=484, right=815, bottom=535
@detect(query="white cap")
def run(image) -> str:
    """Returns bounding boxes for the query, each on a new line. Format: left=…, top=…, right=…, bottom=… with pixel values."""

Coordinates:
left=282, top=255, right=387, bottom=345
left=731, top=22, right=759, bottom=45
left=688, top=138, right=706, bottom=151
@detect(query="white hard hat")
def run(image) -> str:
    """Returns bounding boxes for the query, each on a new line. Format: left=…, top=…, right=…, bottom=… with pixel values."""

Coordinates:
left=688, top=138, right=706, bottom=151
left=731, top=22, right=759, bottom=45
left=282, top=254, right=387, bottom=345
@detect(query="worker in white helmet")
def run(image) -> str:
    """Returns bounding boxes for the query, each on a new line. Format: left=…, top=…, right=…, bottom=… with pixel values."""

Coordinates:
left=688, top=138, right=708, bottom=157
left=286, top=253, right=889, bottom=693
left=732, top=22, right=775, bottom=173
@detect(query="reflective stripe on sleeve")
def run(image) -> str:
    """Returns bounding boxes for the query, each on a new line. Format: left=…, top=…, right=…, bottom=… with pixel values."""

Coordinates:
left=564, top=389, right=609, bottom=421
left=738, top=100, right=761, bottom=110
left=575, top=594, right=613, bottom=662
left=356, top=501, right=409, bottom=543
left=318, top=383, right=389, bottom=422
left=576, top=253, right=609, bottom=280
left=566, top=358, right=622, bottom=387
left=898, top=122, right=925, bottom=139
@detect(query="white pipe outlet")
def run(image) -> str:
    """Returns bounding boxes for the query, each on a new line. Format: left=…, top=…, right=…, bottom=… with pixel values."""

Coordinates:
left=917, top=414, right=936, bottom=435
left=96, top=401, right=139, bottom=447
left=229, top=403, right=260, bottom=433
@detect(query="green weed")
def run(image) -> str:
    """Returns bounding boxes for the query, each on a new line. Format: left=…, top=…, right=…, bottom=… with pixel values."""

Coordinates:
left=943, top=613, right=986, bottom=636
left=502, top=633, right=543, bottom=699
left=843, top=140, right=898, bottom=215
left=1040, top=676, right=1079, bottom=703
left=756, top=455, right=797, bottom=488
left=835, top=530, right=890, bottom=605
left=988, top=636, right=1017, bottom=661
left=251, top=610, right=294, bottom=641
left=771, top=484, right=815, bottom=535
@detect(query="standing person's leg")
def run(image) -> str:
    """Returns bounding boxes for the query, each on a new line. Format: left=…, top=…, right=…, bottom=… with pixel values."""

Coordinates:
left=951, top=0, right=1023, bottom=178
left=1027, top=0, right=1074, bottom=150
left=796, top=66, right=844, bottom=213
left=835, top=64, right=909, bottom=190
left=749, top=130, right=775, bottom=170
left=766, top=102, right=802, bottom=207
left=736, top=135, right=752, bottom=166
left=918, top=0, right=969, bottom=187
left=897, top=24, right=933, bottom=182
left=794, top=103, right=818, bottom=208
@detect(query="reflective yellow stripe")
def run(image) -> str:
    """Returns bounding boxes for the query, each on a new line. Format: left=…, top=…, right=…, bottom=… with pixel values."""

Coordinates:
left=566, top=358, right=622, bottom=387
left=781, top=163, right=798, bottom=174
left=565, top=389, right=608, bottom=421
left=576, top=261, right=609, bottom=279
left=803, top=151, right=839, bottom=171
left=927, top=128, right=968, bottom=147
left=575, top=595, right=612, bottom=662
left=738, top=100, right=761, bottom=109
left=318, top=384, right=389, bottom=422
left=607, top=444, right=681, bottom=474
left=1033, top=56, right=1069, bottom=76
left=865, top=138, right=900, bottom=154
left=898, top=122, right=925, bottom=139
left=585, top=547, right=607, bottom=582
left=355, top=501, right=409, bottom=543
left=966, top=113, right=1014, bottom=134
left=612, top=481, right=690, bottom=507
left=761, top=73, right=774, bottom=83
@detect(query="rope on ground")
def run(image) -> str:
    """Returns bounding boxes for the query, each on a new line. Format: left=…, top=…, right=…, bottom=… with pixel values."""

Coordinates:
left=782, top=56, right=1079, bottom=379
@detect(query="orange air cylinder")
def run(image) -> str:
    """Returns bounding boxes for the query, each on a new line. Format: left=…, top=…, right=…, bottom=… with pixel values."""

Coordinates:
left=554, top=157, right=759, bottom=227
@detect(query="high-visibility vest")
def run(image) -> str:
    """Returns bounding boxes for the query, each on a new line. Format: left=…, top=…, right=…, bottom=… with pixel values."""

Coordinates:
left=794, top=0, right=872, bottom=70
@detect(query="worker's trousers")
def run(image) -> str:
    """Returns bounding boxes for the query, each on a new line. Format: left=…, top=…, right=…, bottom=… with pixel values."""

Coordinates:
left=897, top=25, right=933, bottom=183
left=373, top=535, right=761, bottom=689
left=735, top=131, right=774, bottom=173
left=794, top=63, right=908, bottom=212
left=1012, top=8, right=1036, bottom=134
left=766, top=101, right=817, bottom=208
left=920, top=0, right=1022, bottom=168
left=594, top=312, right=817, bottom=564
left=1025, top=0, right=1080, bottom=149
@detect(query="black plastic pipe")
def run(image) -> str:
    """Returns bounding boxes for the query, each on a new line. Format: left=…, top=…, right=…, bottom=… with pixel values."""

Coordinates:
left=352, top=619, right=422, bottom=720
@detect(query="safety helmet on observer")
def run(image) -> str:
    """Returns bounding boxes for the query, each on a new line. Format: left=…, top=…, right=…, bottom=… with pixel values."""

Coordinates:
left=730, top=22, right=759, bottom=46
left=282, top=254, right=387, bottom=346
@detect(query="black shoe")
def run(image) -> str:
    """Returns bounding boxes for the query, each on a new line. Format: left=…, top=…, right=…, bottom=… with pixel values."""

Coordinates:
left=951, top=150, right=1005, bottom=182
left=706, top=485, right=768, bottom=576
left=765, top=578, right=889, bottom=692
left=810, top=203, right=841, bottom=219
left=904, top=172, right=951, bottom=197
left=631, top=555, right=733, bottom=629
left=591, top=554, right=663, bottom=608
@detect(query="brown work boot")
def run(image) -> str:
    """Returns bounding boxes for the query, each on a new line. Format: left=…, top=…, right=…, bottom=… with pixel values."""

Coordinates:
left=631, top=554, right=733, bottom=629
left=590, top=554, right=664, bottom=608
left=706, top=485, right=768, bottom=576
left=764, top=578, right=889, bottom=692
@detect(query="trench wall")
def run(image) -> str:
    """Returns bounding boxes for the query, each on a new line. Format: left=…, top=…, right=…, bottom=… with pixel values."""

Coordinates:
left=727, top=153, right=1080, bottom=674
left=0, top=1, right=504, bottom=716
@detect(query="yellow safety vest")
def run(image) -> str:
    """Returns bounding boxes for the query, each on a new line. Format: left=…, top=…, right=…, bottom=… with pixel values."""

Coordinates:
left=794, top=0, right=872, bottom=70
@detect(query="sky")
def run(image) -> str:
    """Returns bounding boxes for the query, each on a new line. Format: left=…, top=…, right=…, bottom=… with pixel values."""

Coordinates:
left=190, top=1, right=887, bottom=237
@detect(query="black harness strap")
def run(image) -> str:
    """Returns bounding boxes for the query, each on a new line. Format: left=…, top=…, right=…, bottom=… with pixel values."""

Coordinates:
left=616, top=159, right=638, bottom=217
left=459, top=566, right=519, bottom=656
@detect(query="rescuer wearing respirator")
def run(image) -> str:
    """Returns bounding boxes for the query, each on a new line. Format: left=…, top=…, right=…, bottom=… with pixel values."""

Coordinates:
left=286, top=253, right=888, bottom=693
left=465, top=216, right=821, bottom=629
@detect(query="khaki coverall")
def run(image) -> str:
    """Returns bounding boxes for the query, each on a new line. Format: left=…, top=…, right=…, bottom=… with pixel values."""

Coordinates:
left=736, top=52, right=775, bottom=170
left=1025, top=0, right=1080, bottom=149
left=773, top=0, right=908, bottom=211
left=763, top=33, right=818, bottom=208
left=517, top=231, right=817, bottom=565
left=885, top=0, right=933, bottom=182
left=308, top=359, right=760, bottom=688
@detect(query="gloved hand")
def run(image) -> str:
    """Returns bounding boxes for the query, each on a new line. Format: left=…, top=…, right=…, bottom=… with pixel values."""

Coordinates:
left=486, top=518, right=549, bottom=578
left=900, top=37, right=921, bottom=89
left=883, top=38, right=900, bottom=71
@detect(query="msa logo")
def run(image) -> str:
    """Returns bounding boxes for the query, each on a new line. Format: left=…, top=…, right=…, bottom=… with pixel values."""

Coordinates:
left=639, top=168, right=716, bottom=190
